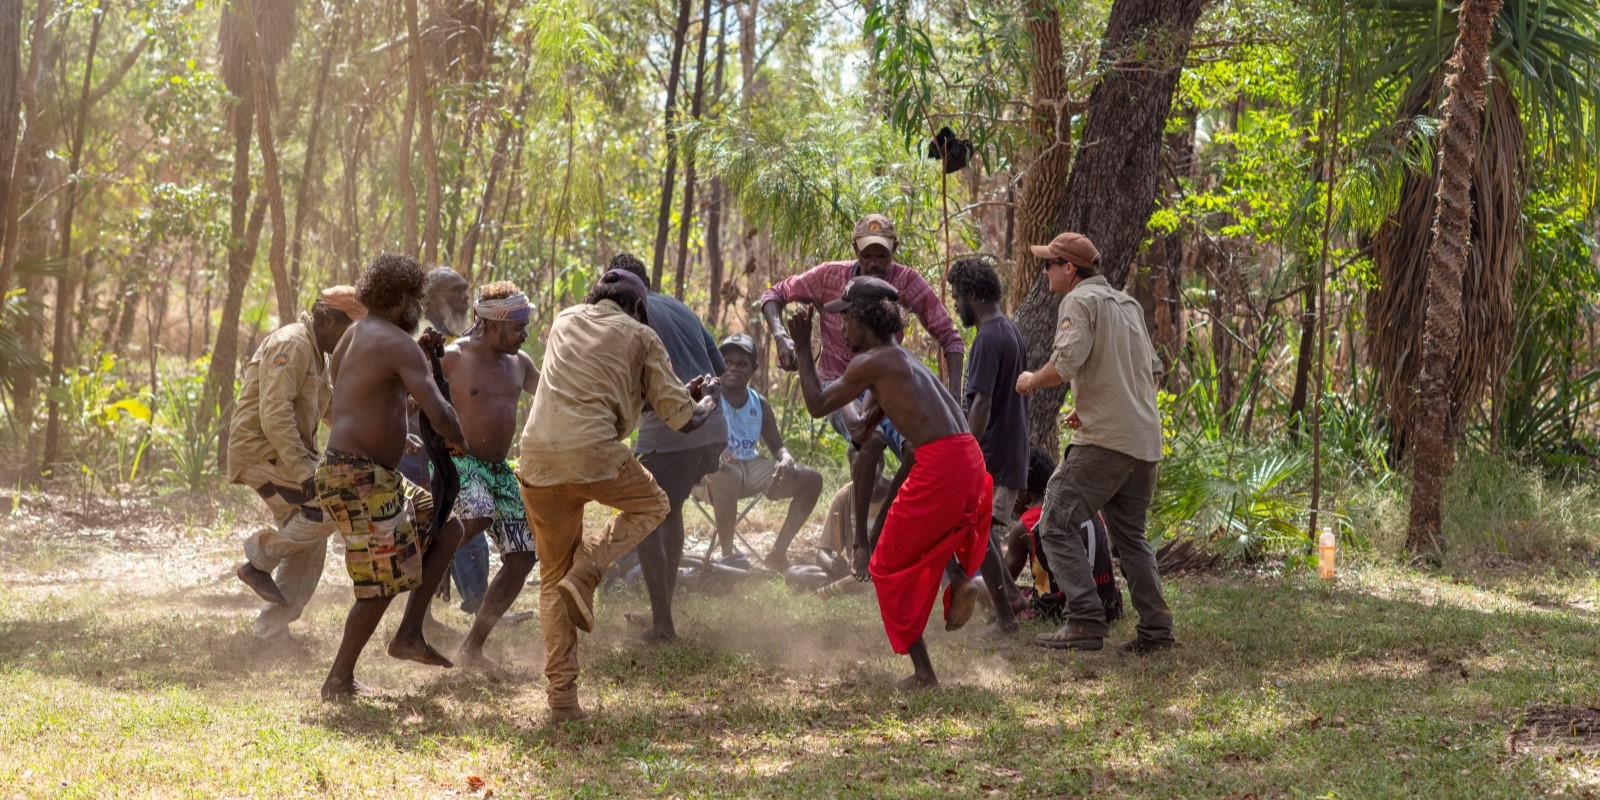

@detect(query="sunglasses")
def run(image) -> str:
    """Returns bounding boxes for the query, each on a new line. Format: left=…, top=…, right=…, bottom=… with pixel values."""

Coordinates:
left=1039, top=258, right=1068, bottom=271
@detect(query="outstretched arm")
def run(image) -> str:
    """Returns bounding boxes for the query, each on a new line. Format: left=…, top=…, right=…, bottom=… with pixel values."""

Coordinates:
left=786, top=306, right=870, bottom=418
left=519, top=351, right=541, bottom=396
left=762, top=299, right=796, bottom=371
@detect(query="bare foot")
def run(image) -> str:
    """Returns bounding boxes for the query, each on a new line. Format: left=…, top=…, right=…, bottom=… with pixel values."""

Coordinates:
left=763, top=552, right=790, bottom=572
left=979, top=620, right=1020, bottom=639
left=636, top=627, right=678, bottom=645
left=387, top=635, right=455, bottom=668
left=236, top=563, right=288, bottom=606
left=945, top=580, right=979, bottom=631
left=498, top=611, right=536, bottom=627
left=320, top=677, right=378, bottom=701
left=549, top=705, right=591, bottom=725
left=897, top=672, right=939, bottom=691
left=453, top=646, right=500, bottom=672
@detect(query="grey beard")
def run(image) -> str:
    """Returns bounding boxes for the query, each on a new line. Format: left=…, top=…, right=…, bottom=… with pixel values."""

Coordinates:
left=434, top=309, right=472, bottom=337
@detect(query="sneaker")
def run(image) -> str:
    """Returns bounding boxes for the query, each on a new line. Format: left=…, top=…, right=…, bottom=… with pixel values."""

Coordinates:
left=1117, top=638, right=1175, bottom=657
left=1033, top=624, right=1105, bottom=651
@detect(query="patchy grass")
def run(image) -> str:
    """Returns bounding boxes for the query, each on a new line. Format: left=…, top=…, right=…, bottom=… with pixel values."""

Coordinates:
left=3, top=492, right=1600, bottom=798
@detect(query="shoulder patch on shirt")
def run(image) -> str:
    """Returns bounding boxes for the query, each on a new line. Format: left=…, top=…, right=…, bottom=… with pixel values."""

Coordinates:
left=1058, top=318, right=1072, bottom=331
left=271, top=352, right=290, bottom=369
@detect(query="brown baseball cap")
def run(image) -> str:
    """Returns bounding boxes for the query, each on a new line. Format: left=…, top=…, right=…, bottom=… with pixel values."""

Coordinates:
left=852, top=214, right=898, bottom=253
left=1030, top=232, right=1100, bottom=269
left=823, top=276, right=900, bottom=313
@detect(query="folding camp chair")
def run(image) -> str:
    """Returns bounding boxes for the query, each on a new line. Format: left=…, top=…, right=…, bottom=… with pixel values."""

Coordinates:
left=688, top=483, right=766, bottom=561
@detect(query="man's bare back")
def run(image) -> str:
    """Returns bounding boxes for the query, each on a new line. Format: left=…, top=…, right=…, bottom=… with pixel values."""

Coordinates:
left=328, top=317, right=463, bottom=468
left=442, top=338, right=539, bottom=462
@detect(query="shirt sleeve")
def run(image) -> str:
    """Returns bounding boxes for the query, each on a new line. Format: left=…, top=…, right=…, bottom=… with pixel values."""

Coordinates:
left=640, top=328, right=699, bottom=430
left=761, top=264, right=823, bottom=306
left=257, top=337, right=318, bottom=483
left=899, top=269, right=965, bottom=356
left=1050, top=294, right=1094, bottom=383
left=965, top=325, right=999, bottom=401
left=704, top=325, right=726, bottom=375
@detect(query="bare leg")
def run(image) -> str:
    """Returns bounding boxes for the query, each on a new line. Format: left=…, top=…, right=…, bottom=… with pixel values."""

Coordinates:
left=978, top=539, right=1018, bottom=633
left=456, top=551, right=538, bottom=669
left=706, top=473, right=740, bottom=560
left=766, top=469, right=823, bottom=570
left=636, top=502, right=686, bottom=643
left=899, top=637, right=939, bottom=689
left=322, top=595, right=394, bottom=700
left=387, top=517, right=465, bottom=668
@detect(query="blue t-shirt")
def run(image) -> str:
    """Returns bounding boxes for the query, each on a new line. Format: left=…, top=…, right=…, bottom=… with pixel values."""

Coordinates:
left=722, top=387, right=765, bottom=461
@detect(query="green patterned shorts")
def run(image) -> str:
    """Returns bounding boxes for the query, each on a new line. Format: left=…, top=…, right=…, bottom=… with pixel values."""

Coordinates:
left=314, top=449, right=436, bottom=599
left=452, top=454, right=535, bottom=556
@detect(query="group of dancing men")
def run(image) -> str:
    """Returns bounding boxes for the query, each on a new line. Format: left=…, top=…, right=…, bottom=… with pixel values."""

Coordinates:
left=224, top=212, right=1176, bottom=721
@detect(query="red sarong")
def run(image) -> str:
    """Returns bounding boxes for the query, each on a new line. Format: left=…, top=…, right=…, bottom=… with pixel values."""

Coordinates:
left=868, top=433, right=993, bottom=654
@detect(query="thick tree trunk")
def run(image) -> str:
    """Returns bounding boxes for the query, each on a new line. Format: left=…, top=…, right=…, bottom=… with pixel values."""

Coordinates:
left=1406, top=0, right=1505, bottom=560
left=672, top=0, right=714, bottom=299
left=1014, top=0, right=1209, bottom=453
left=236, top=0, right=294, bottom=322
left=0, top=0, right=50, bottom=302
left=650, top=0, right=693, bottom=290
left=42, top=9, right=104, bottom=471
left=200, top=83, right=256, bottom=462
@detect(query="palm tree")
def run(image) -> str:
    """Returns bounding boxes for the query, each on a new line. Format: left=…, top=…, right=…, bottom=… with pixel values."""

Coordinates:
left=1405, top=0, right=1507, bottom=558
left=1362, top=0, right=1600, bottom=461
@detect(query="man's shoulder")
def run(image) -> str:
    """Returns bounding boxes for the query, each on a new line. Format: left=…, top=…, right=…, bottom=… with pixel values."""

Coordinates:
left=263, top=321, right=314, bottom=350
left=887, top=262, right=934, bottom=292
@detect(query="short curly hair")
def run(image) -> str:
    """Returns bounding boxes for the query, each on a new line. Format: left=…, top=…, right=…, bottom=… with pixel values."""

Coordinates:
left=1026, top=447, right=1056, bottom=495
left=477, top=281, right=519, bottom=302
left=947, top=257, right=1002, bottom=303
left=847, top=296, right=904, bottom=342
left=608, top=252, right=649, bottom=284
left=356, top=254, right=428, bottom=312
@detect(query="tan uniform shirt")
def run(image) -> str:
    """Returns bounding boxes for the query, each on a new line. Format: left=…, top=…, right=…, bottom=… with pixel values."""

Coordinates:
left=226, top=313, right=331, bottom=487
left=517, top=300, right=698, bottom=487
left=1051, top=276, right=1163, bottom=462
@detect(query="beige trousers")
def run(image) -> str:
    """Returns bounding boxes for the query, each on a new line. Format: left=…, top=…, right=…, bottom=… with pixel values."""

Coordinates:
left=238, top=462, right=337, bottom=639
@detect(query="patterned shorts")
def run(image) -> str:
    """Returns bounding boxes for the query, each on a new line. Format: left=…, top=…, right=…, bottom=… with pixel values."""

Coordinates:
left=452, top=454, right=535, bottom=556
left=314, top=450, right=436, bottom=599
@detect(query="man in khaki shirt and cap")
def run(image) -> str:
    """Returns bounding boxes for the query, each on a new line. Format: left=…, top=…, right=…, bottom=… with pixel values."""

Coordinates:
left=1015, top=232, right=1174, bottom=655
left=229, top=286, right=364, bottom=640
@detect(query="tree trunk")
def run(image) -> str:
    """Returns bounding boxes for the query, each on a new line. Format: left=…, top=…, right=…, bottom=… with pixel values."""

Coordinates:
left=398, top=7, right=419, bottom=258
left=1014, top=0, right=1208, bottom=452
left=458, top=86, right=528, bottom=281
left=650, top=0, right=693, bottom=291
left=0, top=0, right=50, bottom=301
left=404, top=0, right=441, bottom=264
left=672, top=0, right=714, bottom=299
left=236, top=0, right=294, bottom=322
left=200, top=70, right=257, bottom=462
left=1406, top=0, right=1505, bottom=560
left=0, top=0, right=21, bottom=271
left=42, top=8, right=104, bottom=471
left=290, top=18, right=339, bottom=300
left=705, top=0, right=729, bottom=324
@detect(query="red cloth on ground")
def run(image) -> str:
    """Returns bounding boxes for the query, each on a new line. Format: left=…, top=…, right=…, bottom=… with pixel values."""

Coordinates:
left=868, top=433, right=993, bottom=654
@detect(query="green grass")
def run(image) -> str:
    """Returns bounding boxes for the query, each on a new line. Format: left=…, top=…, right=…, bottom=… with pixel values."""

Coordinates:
left=3, top=497, right=1600, bottom=798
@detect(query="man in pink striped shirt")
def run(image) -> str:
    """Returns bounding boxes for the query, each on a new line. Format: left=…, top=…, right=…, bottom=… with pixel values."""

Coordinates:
left=761, top=214, right=965, bottom=573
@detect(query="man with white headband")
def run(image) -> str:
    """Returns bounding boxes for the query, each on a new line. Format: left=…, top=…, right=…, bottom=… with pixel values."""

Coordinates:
left=443, top=282, right=544, bottom=669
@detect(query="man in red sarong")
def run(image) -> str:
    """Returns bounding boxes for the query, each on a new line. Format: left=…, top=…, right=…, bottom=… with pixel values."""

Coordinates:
left=787, top=276, right=991, bottom=689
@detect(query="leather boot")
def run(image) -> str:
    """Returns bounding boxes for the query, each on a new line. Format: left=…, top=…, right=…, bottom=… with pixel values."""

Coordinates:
left=558, top=557, right=604, bottom=633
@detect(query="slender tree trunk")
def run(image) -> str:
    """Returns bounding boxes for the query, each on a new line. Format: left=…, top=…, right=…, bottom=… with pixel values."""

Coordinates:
left=0, top=0, right=21, bottom=271
left=236, top=0, right=293, bottom=322
left=1406, top=0, right=1505, bottom=560
left=650, top=0, right=693, bottom=290
left=457, top=86, right=528, bottom=280
left=398, top=16, right=418, bottom=257
left=672, top=0, right=714, bottom=299
left=1014, top=0, right=1208, bottom=452
left=705, top=0, right=729, bottom=324
left=0, top=0, right=50, bottom=300
left=42, top=8, right=104, bottom=471
left=290, top=18, right=339, bottom=300
left=404, top=0, right=441, bottom=263
left=200, top=66, right=256, bottom=461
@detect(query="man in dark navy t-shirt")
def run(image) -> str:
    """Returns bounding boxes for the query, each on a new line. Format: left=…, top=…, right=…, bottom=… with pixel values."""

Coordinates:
left=949, top=257, right=1029, bottom=632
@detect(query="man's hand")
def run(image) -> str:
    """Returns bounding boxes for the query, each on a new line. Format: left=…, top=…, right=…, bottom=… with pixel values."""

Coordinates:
left=687, top=374, right=722, bottom=402
left=1065, top=409, right=1082, bottom=430
left=404, top=433, right=424, bottom=455
left=774, top=333, right=798, bottom=371
left=1016, top=371, right=1036, bottom=396
left=785, top=306, right=814, bottom=354
left=774, top=451, right=797, bottom=482
left=851, top=544, right=872, bottom=582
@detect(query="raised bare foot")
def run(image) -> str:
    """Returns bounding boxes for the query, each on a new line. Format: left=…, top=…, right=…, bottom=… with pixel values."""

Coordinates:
left=548, top=705, right=591, bottom=725
left=944, top=580, right=979, bottom=631
left=896, top=672, right=939, bottom=691
left=320, top=676, right=378, bottom=702
left=236, top=563, right=288, bottom=606
left=635, top=626, right=678, bottom=645
left=387, top=635, right=455, bottom=668
left=453, top=646, right=500, bottom=671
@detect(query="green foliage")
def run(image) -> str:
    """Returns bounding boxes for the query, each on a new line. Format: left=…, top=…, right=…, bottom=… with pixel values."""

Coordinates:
left=150, top=362, right=218, bottom=492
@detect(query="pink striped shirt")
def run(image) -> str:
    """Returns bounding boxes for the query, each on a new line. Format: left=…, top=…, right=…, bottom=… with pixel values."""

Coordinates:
left=761, top=260, right=964, bottom=381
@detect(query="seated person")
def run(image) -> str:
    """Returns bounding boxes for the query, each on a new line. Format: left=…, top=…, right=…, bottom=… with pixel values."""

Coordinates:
left=1005, top=447, right=1121, bottom=623
left=695, top=333, right=824, bottom=571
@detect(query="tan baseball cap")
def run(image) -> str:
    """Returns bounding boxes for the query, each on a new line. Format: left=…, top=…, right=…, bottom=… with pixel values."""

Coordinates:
left=852, top=214, right=898, bottom=253
left=1029, top=232, right=1100, bottom=269
left=319, top=285, right=367, bottom=319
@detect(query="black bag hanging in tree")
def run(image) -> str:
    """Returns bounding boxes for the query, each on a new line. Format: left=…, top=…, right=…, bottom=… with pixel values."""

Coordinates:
left=417, top=328, right=459, bottom=540
left=927, top=126, right=972, bottom=173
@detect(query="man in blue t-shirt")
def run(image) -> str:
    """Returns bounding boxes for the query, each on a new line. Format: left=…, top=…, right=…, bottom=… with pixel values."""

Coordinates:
left=697, top=333, right=823, bottom=571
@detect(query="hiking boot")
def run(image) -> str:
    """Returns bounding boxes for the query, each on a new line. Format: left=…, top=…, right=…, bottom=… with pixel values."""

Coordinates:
left=558, top=558, right=604, bottom=633
left=1033, top=624, right=1105, bottom=651
left=1117, top=638, right=1175, bottom=657
left=548, top=705, right=591, bottom=725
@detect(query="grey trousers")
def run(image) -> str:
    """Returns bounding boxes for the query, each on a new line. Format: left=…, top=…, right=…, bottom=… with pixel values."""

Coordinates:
left=1037, top=444, right=1173, bottom=645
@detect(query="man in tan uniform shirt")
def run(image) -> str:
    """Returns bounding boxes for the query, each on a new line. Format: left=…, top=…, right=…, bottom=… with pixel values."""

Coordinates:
left=229, top=287, right=364, bottom=639
left=1015, top=232, right=1174, bottom=655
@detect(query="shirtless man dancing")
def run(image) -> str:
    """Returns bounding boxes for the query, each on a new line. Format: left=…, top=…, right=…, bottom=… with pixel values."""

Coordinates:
left=788, top=276, right=992, bottom=689
left=315, top=254, right=469, bottom=700
left=448, top=282, right=543, bottom=669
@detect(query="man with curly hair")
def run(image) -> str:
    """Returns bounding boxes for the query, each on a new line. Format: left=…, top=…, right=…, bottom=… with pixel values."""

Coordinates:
left=947, top=257, right=1029, bottom=632
left=444, top=281, right=542, bottom=669
left=314, top=253, right=469, bottom=700
left=788, top=276, right=991, bottom=689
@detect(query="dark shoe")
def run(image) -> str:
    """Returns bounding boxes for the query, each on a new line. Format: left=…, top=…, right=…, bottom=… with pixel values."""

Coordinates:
left=1117, top=638, right=1175, bottom=657
left=548, top=705, right=591, bottom=725
left=1033, top=624, right=1105, bottom=651
left=558, top=558, right=603, bottom=633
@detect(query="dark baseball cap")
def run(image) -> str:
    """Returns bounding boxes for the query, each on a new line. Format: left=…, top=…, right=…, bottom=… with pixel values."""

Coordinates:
left=719, top=333, right=757, bottom=355
left=823, top=276, right=900, bottom=313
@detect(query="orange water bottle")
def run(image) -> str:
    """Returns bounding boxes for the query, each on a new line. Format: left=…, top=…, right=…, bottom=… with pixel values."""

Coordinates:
left=1318, top=528, right=1337, bottom=579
